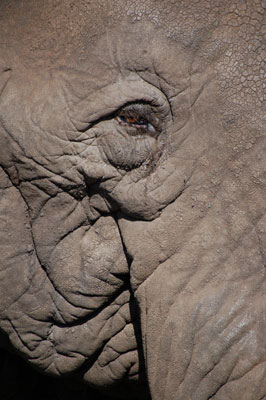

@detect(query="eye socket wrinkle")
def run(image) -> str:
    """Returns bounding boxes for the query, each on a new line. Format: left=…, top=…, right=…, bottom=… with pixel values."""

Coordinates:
left=83, top=100, right=162, bottom=136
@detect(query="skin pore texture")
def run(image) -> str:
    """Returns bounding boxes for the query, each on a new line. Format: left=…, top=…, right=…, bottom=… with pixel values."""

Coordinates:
left=0, top=0, right=265, bottom=399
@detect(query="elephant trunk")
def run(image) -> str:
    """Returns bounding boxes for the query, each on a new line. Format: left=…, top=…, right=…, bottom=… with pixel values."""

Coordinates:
left=119, top=155, right=266, bottom=399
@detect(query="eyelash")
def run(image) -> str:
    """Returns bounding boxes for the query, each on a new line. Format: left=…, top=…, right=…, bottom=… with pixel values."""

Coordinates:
left=115, top=115, right=155, bottom=132
left=115, top=104, right=157, bottom=134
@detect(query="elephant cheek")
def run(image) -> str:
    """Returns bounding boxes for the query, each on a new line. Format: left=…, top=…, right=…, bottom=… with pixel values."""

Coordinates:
left=45, top=215, right=129, bottom=312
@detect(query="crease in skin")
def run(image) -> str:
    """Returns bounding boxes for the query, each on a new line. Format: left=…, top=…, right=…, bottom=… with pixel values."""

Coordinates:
left=48, top=294, right=134, bottom=373
left=17, top=186, right=130, bottom=326
left=15, top=154, right=56, bottom=180
left=150, top=63, right=174, bottom=118
left=0, top=117, right=26, bottom=157
left=150, top=288, right=252, bottom=399
left=194, top=333, right=251, bottom=399
left=139, top=175, right=217, bottom=268
left=66, top=76, right=171, bottom=131
left=253, top=223, right=266, bottom=268
left=98, top=330, right=136, bottom=368
left=2, top=173, right=85, bottom=319
left=0, top=68, right=12, bottom=97
left=146, top=200, right=261, bottom=300
left=4, top=270, right=134, bottom=378
left=140, top=226, right=265, bottom=398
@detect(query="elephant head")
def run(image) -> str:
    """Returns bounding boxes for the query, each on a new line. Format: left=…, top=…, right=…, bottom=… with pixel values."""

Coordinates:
left=0, top=0, right=265, bottom=399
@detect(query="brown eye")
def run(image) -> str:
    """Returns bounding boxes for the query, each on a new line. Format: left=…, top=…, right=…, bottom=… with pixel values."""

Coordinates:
left=115, top=105, right=157, bottom=134
left=116, top=114, right=149, bottom=128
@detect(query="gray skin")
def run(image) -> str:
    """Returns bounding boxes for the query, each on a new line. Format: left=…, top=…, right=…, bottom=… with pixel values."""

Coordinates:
left=0, top=0, right=266, bottom=399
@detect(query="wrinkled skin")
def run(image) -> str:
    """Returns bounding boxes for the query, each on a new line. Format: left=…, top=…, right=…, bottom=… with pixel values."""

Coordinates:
left=0, top=0, right=266, bottom=399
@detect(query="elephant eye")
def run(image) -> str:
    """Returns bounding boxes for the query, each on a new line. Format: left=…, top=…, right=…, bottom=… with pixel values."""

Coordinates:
left=115, top=104, right=157, bottom=134
left=116, top=114, right=148, bottom=128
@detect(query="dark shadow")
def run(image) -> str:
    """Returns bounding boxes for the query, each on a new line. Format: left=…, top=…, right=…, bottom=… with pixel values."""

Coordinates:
left=129, top=293, right=152, bottom=400
left=0, top=348, right=117, bottom=400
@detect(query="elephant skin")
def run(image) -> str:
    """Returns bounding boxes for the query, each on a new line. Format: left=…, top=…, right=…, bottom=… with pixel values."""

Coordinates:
left=0, top=0, right=265, bottom=399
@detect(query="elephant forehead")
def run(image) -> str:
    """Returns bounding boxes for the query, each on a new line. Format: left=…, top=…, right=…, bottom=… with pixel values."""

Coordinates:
left=0, top=0, right=220, bottom=65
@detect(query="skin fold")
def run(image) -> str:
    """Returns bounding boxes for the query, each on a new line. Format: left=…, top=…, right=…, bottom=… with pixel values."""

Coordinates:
left=0, top=0, right=265, bottom=399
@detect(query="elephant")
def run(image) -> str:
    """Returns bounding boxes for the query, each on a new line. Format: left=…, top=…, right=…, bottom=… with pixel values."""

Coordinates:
left=0, top=0, right=265, bottom=399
